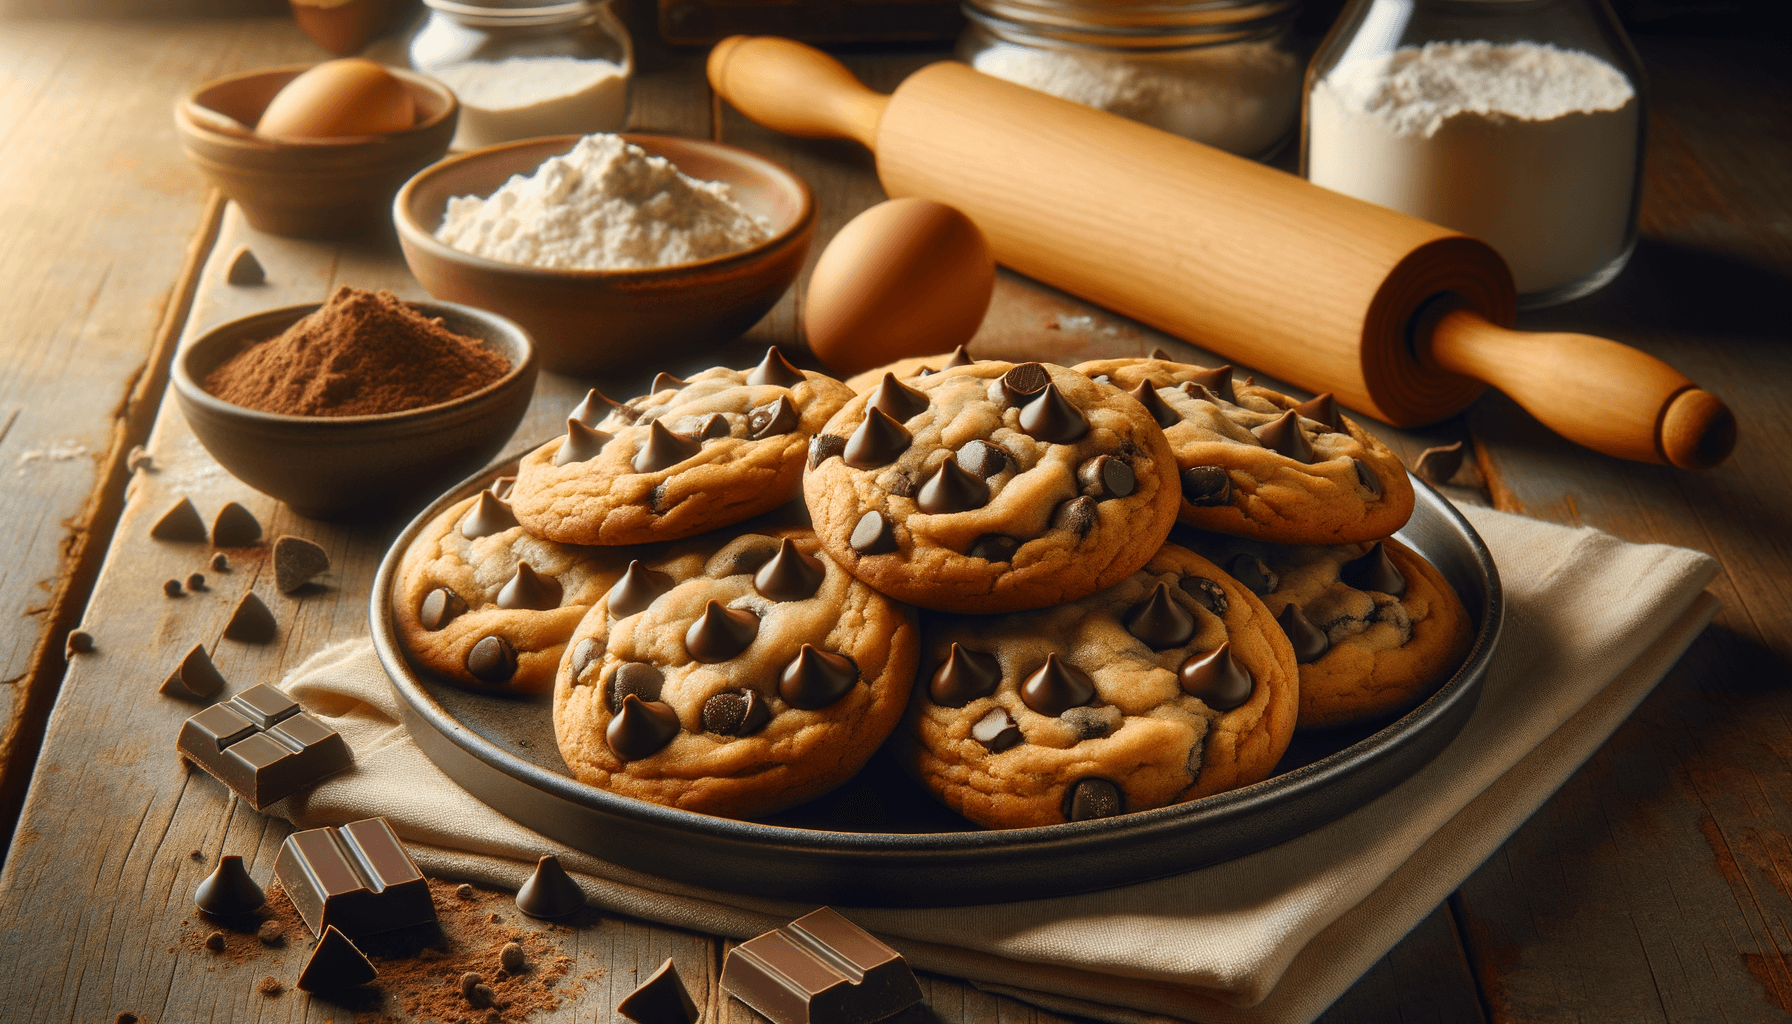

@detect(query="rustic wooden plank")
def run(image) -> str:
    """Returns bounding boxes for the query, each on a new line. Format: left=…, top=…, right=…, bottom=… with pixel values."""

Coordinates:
left=1315, top=904, right=1487, bottom=1024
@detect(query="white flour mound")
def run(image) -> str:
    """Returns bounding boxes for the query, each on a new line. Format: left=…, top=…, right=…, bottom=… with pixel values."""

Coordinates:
left=435, top=134, right=772, bottom=270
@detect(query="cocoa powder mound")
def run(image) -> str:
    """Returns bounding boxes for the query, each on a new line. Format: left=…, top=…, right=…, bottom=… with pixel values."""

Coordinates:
left=203, top=286, right=510, bottom=417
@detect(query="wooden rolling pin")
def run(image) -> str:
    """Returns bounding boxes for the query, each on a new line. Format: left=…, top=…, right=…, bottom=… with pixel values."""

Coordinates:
left=708, top=36, right=1737, bottom=469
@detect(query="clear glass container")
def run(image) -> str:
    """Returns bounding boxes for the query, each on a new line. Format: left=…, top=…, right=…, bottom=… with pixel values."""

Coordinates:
left=957, top=0, right=1305, bottom=159
left=409, top=0, right=633, bottom=151
left=1302, top=0, right=1645, bottom=308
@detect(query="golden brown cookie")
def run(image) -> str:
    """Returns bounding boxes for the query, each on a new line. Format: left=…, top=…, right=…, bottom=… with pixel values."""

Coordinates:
left=843, top=345, right=977, bottom=393
left=1075, top=357, right=1414, bottom=545
left=1181, top=532, right=1472, bottom=729
left=510, top=348, right=854, bottom=546
left=805, top=360, right=1181, bottom=614
left=906, top=543, right=1298, bottom=829
left=553, top=528, right=919, bottom=819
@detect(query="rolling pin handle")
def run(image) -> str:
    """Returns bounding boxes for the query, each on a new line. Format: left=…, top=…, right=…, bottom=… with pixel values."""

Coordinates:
left=706, top=36, right=889, bottom=151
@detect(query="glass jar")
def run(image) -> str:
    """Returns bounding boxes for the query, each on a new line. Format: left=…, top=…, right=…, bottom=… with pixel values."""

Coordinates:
left=1302, top=0, right=1645, bottom=308
left=958, top=0, right=1304, bottom=159
left=409, top=0, right=633, bottom=151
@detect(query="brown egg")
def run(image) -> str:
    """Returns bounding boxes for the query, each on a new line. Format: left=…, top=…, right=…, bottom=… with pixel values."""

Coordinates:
left=256, top=58, right=415, bottom=140
left=804, top=198, right=995, bottom=376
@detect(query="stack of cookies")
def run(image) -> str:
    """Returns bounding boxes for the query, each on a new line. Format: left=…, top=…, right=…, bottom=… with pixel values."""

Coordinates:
left=394, top=346, right=1472, bottom=830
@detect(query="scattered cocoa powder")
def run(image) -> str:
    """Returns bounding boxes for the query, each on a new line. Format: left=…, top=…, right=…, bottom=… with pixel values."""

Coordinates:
left=203, top=286, right=510, bottom=417
left=259, top=976, right=284, bottom=997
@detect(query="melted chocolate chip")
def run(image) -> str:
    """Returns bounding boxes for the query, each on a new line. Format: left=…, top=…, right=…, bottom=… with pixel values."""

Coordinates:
left=467, top=636, right=517, bottom=684
left=748, top=397, right=798, bottom=439
left=917, top=458, right=990, bottom=514
left=1414, top=441, right=1464, bottom=484
left=556, top=419, right=613, bottom=466
left=1178, top=576, right=1228, bottom=616
left=605, top=662, right=665, bottom=713
left=1340, top=542, right=1407, bottom=597
left=696, top=412, right=731, bottom=439
left=1227, top=553, right=1277, bottom=596
left=1179, top=642, right=1253, bottom=710
left=1064, top=779, right=1123, bottom=822
left=605, top=694, right=681, bottom=761
left=651, top=372, right=685, bottom=393
left=810, top=434, right=847, bottom=468
left=867, top=373, right=930, bottom=422
left=460, top=491, right=518, bottom=539
left=747, top=346, right=807, bottom=387
left=1020, top=653, right=1095, bottom=716
left=1295, top=393, right=1341, bottom=431
left=966, top=533, right=1020, bottom=561
left=609, top=561, right=675, bottom=617
left=1353, top=457, right=1383, bottom=498
left=420, top=588, right=467, bottom=630
left=1051, top=496, right=1099, bottom=537
left=971, top=707, right=1022, bottom=752
left=634, top=420, right=703, bottom=473
left=1277, top=603, right=1330, bottom=663
left=702, top=690, right=771, bottom=736
left=1187, top=365, right=1236, bottom=404
left=570, top=388, right=625, bottom=427
left=850, top=510, right=898, bottom=555
left=843, top=407, right=912, bottom=468
left=779, top=645, right=859, bottom=709
left=1252, top=410, right=1316, bottom=464
left=955, top=439, right=1010, bottom=478
left=1000, top=362, right=1052, bottom=404
left=1062, top=705, right=1119, bottom=739
left=929, top=643, right=1002, bottom=706
left=1127, top=380, right=1180, bottom=428
left=570, top=638, right=599, bottom=680
left=1077, top=455, right=1135, bottom=499
left=685, top=601, right=759, bottom=662
left=1018, top=384, right=1089, bottom=444
left=1124, top=582, right=1196, bottom=649
left=496, top=562, right=562, bottom=611
left=754, top=538, right=825, bottom=601
left=1180, top=466, right=1231, bottom=507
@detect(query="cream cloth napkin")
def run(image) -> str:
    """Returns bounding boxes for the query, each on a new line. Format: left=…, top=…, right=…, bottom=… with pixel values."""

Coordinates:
left=271, top=506, right=1719, bottom=1024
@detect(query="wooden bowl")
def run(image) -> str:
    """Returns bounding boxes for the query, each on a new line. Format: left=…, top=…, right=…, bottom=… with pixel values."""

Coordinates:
left=393, top=134, right=815, bottom=376
left=176, top=64, right=458, bottom=239
left=172, top=300, right=537, bottom=520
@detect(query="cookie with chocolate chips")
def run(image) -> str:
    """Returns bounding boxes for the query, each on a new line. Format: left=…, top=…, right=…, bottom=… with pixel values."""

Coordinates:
left=509, top=348, right=854, bottom=546
left=1181, top=532, right=1472, bottom=729
left=1075, top=357, right=1414, bottom=545
left=842, top=345, right=980, bottom=392
left=905, top=542, right=1298, bottom=829
left=553, top=528, right=919, bottom=818
left=805, top=360, right=1181, bottom=614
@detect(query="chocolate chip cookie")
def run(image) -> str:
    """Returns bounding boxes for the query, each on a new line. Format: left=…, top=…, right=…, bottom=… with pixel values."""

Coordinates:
left=805, top=360, right=1182, bottom=614
left=842, top=345, right=979, bottom=393
left=1181, top=532, right=1473, bottom=729
left=553, top=528, right=919, bottom=819
left=510, top=348, right=854, bottom=546
left=906, top=542, right=1298, bottom=829
left=1075, top=357, right=1414, bottom=545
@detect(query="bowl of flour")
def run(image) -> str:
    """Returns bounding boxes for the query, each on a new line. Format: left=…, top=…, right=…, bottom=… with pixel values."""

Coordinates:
left=394, top=132, right=814, bottom=374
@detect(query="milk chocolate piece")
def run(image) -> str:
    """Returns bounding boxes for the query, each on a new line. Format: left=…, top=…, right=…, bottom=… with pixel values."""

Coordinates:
left=1124, top=582, right=1195, bottom=649
left=780, top=645, right=858, bottom=709
left=1077, top=454, right=1135, bottom=499
left=1226, top=553, right=1277, bottom=596
left=1415, top=440, right=1465, bottom=484
left=516, top=854, right=585, bottom=918
left=1150, top=347, right=1173, bottom=360
left=755, top=538, right=825, bottom=601
left=810, top=434, right=847, bottom=468
left=651, top=372, right=686, bottom=393
left=1178, top=575, right=1228, bottom=616
left=965, top=533, right=1020, bottom=561
left=195, top=854, right=265, bottom=917
left=748, top=345, right=808, bottom=387
left=187, top=572, right=207, bottom=591
left=849, top=511, right=898, bottom=555
left=151, top=496, right=207, bottom=542
left=971, top=707, right=1021, bottom=752
left=497, top=562, right=562, bottom=611
left=570, top=387, right=626, bottom=427
left=1252, top=411, right=1315, bottom=463
left=605, top=663, right=665, bottom=713
left=916, top=458, right=989, bottom=514
left=275, top=816, right=433, bottom=938
left=161, top=643, right=226, bottom=699
left=867, top=373, right=929, bottom=422
left=942, top=344, right=974, bottom=367
left=929, top=643, right=1002, bottom=706
left=1340, top=541, right=1406, bottom=597
left=1295, top=393, right=1341, bottom=431
left=296, top=926, right=376, bottom=992
left=1064, top=778, right=1123, bottom=821
left=273, top=535, right=330, bottom=593
left=1020, top=653, right=1095, bottom=716
left=467, top=635, right=517, bottom=683
left=620, top=957, right=701, bottom=1024
left=1180, top=382, right=1224, bottom=406
left=703, top=689, right=771, bottom=736
left=697, top=412, right=732, bottom=439
left=843, top=408, right=911, bottom=468
left=1051, top=495, right=1098, bottom=536
left=1353, top=457, right=1383, bottom=498
left=420, top=587, right=467, bottom=630
left=212, top=552, right=229, bottom=571
left=954, top=439, right=1009, bottom=478
left=461, top=490, right=519, bottom=538
left=163, top=578, right=184, bottom=597
left=224, top=592, right=277, bottom=643
left=571, top=638, right=600, bottom=680
left=1180, top=465, right=1231, bottom=506
left=178, top=685, right=352, bottom=809
left=1179, top=642, right=1253, bottom=711
left=1128, top=380, right=1180, bottom=428
left=607, top=694, right=681, bottom=760
left=1187, top=365, right=1235, bottom=404
left=1277, top=603, right=1330, bottom=663
left=226, top=246, right=264, bottom=286
left=212, top=501, right=262, bottom=547
left=721, top=907, right=922, bottom=1024
left=1000, top=362, right=1052, bottom=404
left=65, top=628, right=94, bottom=657
left=556, top=418, right=613, bottom=466
left=635, top=420, right=703, bottom=473
left=1018, top=383, right=1088, bottom=443
left=686, top=601, right=759, bottom=662
left=609, top=560, right=675, bottom=617
left=749, top=396, right=799, bottom=439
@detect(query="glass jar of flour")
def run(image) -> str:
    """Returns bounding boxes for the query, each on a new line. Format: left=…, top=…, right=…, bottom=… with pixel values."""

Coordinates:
left=958, top=0, right=1304, bottom=159
left=409, top=0, right=633, bottom=151
left=1303, top=0, right=1645, bottom=308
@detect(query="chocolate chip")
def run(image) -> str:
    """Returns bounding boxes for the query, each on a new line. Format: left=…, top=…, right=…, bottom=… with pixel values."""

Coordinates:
left=748, top=396, right=798, bottom=439
left=603, top=663, right=665, bottom=714
left=1149, top=347, right=1173, bottom=360
left=421, top=587, right=468, bottom=630
left=917, top=458, right=990, bottom=513
left=571, top=638, right=600, bottom=680
left=1353, top=457, right=1383, bottom=498
left=516, top=854, right=585, bottom=918
left=467, top=636, right=518, bottom=684
left=226, top=246, right=264, bottom=286
left=1226, top=553, right=1278, bottom=596
left=929, top=643, right=1002, bottom=706
left=1295, top=393, right=1341, bottom=431
left=715, top=536, right=781, bottom=577
left=609, top=561, right=675, bottom=617
left=1061, top=705, right=1120, bottom=739
left=1179, top=382, right=1224, bottom=405
left=500, top=942, right=527, bottom=973
left=1124, top=581, right=1195, bottom=649
left=65, top=628, right=94, bottom=656
left=747, top=346, right=807, bottom=387
left=1051, top=496, right=1098, bottom=537
left=809, top=434, right=847, bottom=468
left=685, top=601, right=759, bottom=662
left=843, top=407, right=911, bottom=468
left=556, top=418, right=613, bottom=466
left=186, top=573, right=206, bottom=591
left=461, top=491, right=519, bottom=538
left=696, top=412, right=731, bottom=440
left=1018, top=383, right=1088, bottom=444
left=971, top=707, right=1022, bottom=752
left=1064, top=779, right=1123, bottom=822
left=1180, top=466, right=1231, bottom=506
left=1178, top=576, right=1228, bottom=616
left=223, top=592, right=276, bottom=643
left=1415, top=441, right=1464, bottom=484
left=163, top=578, right=183, bottom=597
left=569, top=387, right=625, bottom=427
left=151, top=497, right=207, bottom=542
left=296, top=926, right=375, bottom=992
left=955, top=439, right=1010, bottom=478
left=1127, top=380, right=1180, bottom=428
left=942, top=344, right=974, bottom=367
left=204, top=931, right=225, bottom=952
left=272, top=535, right=330, bottom=593
left=651, top=372, right=685, bottom=393
left=160, top=643, right=224, bottom=699
left=194, top=854, right=264, bottom=917
left=211, top=502, right=261, bottom=548
left=1186, top=365, right=1235, bottom=404
left=1019, top=653, right=1095, bottom=716
left=211, top=552, right=229, bottom=572
left=1000, top=362, right=1052, bottom=404
left=702, top=689, right=771, bottom=736
left=258, top=919, right=285, bottom=945
left=456, top=884, right=476, bottom=899
left=496, top=562, right=562, bottom=611
left=1252, top=411, right=1316, bottom=463
left=754, top=538, right=825, bottom=601
left=1340, top=541, right=1407, bottom=597
left=867, top=373, right=930, bottom=421
left=888, top=473, right=916, bottom=498
left=779, top=645, right=859, bottom=709
left=606, top=694, right=681, bottom=761
left=634, top=420, right=703, bottom=473
left=1077, top=454, right=1135, bottom=499
left=850, top=510, right=898, bottom=555
left=1179, top=641, right=1253, bottom=710
left=1277, top=603, right=1330, bottom=663
left=965, top=533, right=1020, bottom=561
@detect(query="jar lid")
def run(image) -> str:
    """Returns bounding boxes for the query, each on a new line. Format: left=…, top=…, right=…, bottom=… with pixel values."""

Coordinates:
left=424, top=0, right=605, bottom=25
left=965, top=0, right=1297, bottom=50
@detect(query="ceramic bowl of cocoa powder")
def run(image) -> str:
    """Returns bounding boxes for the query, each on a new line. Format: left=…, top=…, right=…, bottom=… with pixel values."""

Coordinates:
left=173, top=289, right=537, bottom=519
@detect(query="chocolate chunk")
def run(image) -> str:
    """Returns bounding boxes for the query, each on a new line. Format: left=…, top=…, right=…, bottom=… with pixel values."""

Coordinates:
left=780, top=645, right=859, bottom=709
left=1415, top=441, right=1464, bottom=484
left=971, top=707, right=1022, bottom=752
left=204, top=930, right=225, bottom=952
left=223, top=592, right=277, bottom=643
left=1277, top=603, right=1330, bottom=663
left=211, top=552, right=229, bottom=571
left=467, top=635, right=518, bottom=683
left=195, top=854, right=265, bottom=917
left=1127, top=380, right=1180, bottom=427
left=516, top=854, right=585, bottom=918
left=1252, top=411, right=1316, bottom=463
left=619, top=957, right=701, bottom=1024
left=747, top=346, right=807, bottom=387
left=1353, top=457, right=1383, bottom=498
left=1018, top=383, right=1088, bottom=444
left=1124, top=581, right=1196, bottom=649
left=500, top=942, right=526, bottom=972
left=226, top=245, right=264, bottom=286
left=1180, top=466, right=1231, bottom=506
left=571, top=638, right=600, bottom=681
left=1063, top=779, right=1124, bottom=822
left=634, top=420, right=703, bottom=473
left=163, top=578, right=184, bottom=597
left=1340, top=541, right=1407, bottom=597
left=556, top=418, right=613, bottom=465
left=1051, top=495, right=1099, bottom=537
left=605, top=663, right=665, bottom=714
left=606, top=694, right=682, bottom=761
left=702, top=689, right=771, bottom=736
left=809, top=434, right=847, bottom=468
left=273, top=535, right=330, bottom=594
left=1179, top=642, right=1254, bottom=711
left=1186, top=365, right=1236, bottom=404
left=1150, top=347, right=1173, bottom=360
left=212, top=502, right=262, bottom=547
left=843, top=408, right=911, bottom=468
left=187, top=572, right=207, bottom=591
left=461, top=490, right=519, bottom=538
left=954, top=439, right=1009, bottom=478
left=150, top=496, right=207, bottom=542
left=420, top=587, right=467, bottom=630
left=867, top=373, right=929, bottom=422
left=1295, top=393, right=1341, bottom=430
left=686, top=601, right=759, bottom=662
left=497, top=562, right=562, bottom=611
left=1077, top=454, right=1135, bottom=499
left=460, top=972, right=484, bottom=1000
left=1226, top=553, right=1277, bottom=596
left=929, top=643, right=1002, bottom=706
left=1000, top=362, right=1052, bottom=404
left=1061, top=705, right=1120, bottom=739
left=849, top=510, right=898, bottom=555
left=887, top=473, right=916, bottom=498
left=1179, top=382, right=1224, bottom=405
left=749, top=396, right=799, bottom=439
left=65, top=628, right=95, bottom=657
left=651, top=372, right=686, bottom=393
left=609, top=561, right=675, bottom=617
left=943, top=344, right=974, bottom=367
left=755, top=538, right=825, bottom=601
left=296, top=926, right=376, bottom=992
left=694, top=412, right=732, bottom=440
left=1178, top=575, right=1228, bottom=616
left=916, top=458, right=990, bottom=514
left=161, top=643, right=226, bottom=699
left=275, top=817, right=433, bottom=938
left=1020, top=654, right=1095, bottom=716
left=178, top=685, right=352, bottom=808
left=965, top=533, right=1020, bottom=561
left=569, top=387, right=626, bottom=427
left=721, top=907, right=922, bottom=1024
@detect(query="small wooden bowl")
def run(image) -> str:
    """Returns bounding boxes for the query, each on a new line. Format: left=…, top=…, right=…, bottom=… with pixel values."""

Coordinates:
left=172, top=300, right=537, bottom=520
left=176, top=64, right=458, bottom=239
left=393, top=134, right=815, bottom=376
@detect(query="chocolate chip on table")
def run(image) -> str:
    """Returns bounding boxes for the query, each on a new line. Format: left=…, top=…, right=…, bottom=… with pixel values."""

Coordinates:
left=809, top=433, right=847, bottom=468
left=1178, top=575, right=1228, bottom=616
left=516, top=854, right=585, bottom=919
left=754, top=538, right=825, bottom=601
left=1252, top=410, right=1316, bottom=464
left=225, top=245, right=264, bottom=286
left=1414, top=440, right=1465, bottom=484
left=1127, top=380, right=1181, bottom=428
left=1180, top=465, right=1231, bottom=506
left=1124, top=581, right=1196, bottom=649
left=608, top=561, right=675, bottom=617
left=702, top=689, right=771, bottom=737
left=843, top=407, right=911, bottom=468
left=467, top=635, right=518, bottom=683
left=211, top=552, right=229, bottom=572
left=569, top=387, right=626, bottom=427
left=186, top=572, right=206, bottom=591
left=696, top=412, right=731, bottom=439
left=1064, top=779, right=1124, bottom=822
left=150, top=496, right=207, bottom=542
left=1019, top=653, right=1096, bottom=716
left=1186, top=364, right=1236, bottom=404
left=496, top=562, right=562, bottom=611
left=1179, top=641, right=1254, bottom=711
left=1352, top=457, right=1383, bottom=498
left=634, top=420, right=703, bottom=473
left=162, top=578, right=183, bottom=597
left=273, top=535, right=331, bottom=593
left=296, top=925, right=376, bottom=992
left=849, top=510, right=898, bottom=555
left=916, top=458, right=989, bottom=514
left=955, top=439, right=1009, bottom=478
left=223, top=592, right=277, bottom=643
left=748, top=396, right=799, bottom=439
left=929, top=643, right=1002, bottom=707
left=685, top=601, right=759, bottom=662
left=779, top=645, right=859, bottom=710
left=1051, top=496, right=1098, bottom=537
left=651, top=372, right=686, bottom=393
left=1018, top=383, right=1089, bottom=444
left=1000, top=362, right=1052, bottom=404
left=867, top=373, right=929, bottom=422
left=211, top=501, right=262, bottom=548
left=1295, top=392, right=1341, bottom=430
left=160, top=643, right=226, bottom=699
left=500, top=941, right=527, bottom=973
left=1340, top=541, right=1407, bottom=597
left=971, top=707, right=1022, bottom=752
left=556, top=418, right=613, bottom=466
left=1077, top=454, right=1135, bottom=499
left=1277, top=603, right=1330, bottom=663
left=965, top=533, right=1020, bottom=562
left=618, top=957, right=700, bottom=1024
left=457, top=884, right=476, bottom=899
left=203, top=931, right=225, bottom=952
left=420, top=587, right=468, bottom=630
left=461, top=490, right=519, bottom=538
left=194, top=854, right=264, bottom=917
left=747, top=345, right=808, bottom=387
left=65, top=628, right=95, bottom=657
left=1226, top=553, right=1277, bottom=596
left=605, top=663, right=665, bottom=714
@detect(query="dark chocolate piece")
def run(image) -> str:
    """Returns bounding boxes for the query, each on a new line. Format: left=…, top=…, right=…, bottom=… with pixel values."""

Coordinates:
left=570, top=387, right=626, bottom=427
left=965, top=533, right=1020, bottom=562
left=721, top=907, right=922, bottom=1024
left=697, top=412, right=732, bottom=439
left=1252, top=411, right=1315, bottom=463
left=1340, top=541, right=1406, bottom=597
left=1179, top=642, right=1254, bottom=711
left=275, top=816, right=433, bottom=938
left=849, top=511, right=898, bottom=555
left=1226, top=553, right=1278, bottom=596
left=651, top=372, right=686, bottom=393
left=1149, top=347, right=1173, bottom=360
left=461, top=490, right=519, bottom=538
left=1064, top=778, right=1124, bottom=822
left=1020, top=654, right=1095, bottom=716
left=1000, top=362, right=1052, bottom=404
left=1415, top=441, right=1464, bottom=484
left=571, top=638, right=600, bottom=680
left=954, top=439, right=1009, bottom=478
left=703, top=689, right=772, bottom=736
left=971, top=707, right=1022, bottom=752
left=178, top=684, right=351, bottom=809
left=1018, top=383, right=1088, bottom=444
left=609, top=561, right=675, bottom=617
left=605, top=662, right=665, bottom=714
left=420, top=587, right=467, bottom=630
left=888, top=473, right=916, bottom=498
left=1178, top=575, right=1228, bottom=616
left=1181, top=466, right=1231, bottom=506
left=151, top=496, right=207, bottom=542
left=749, top=396, right=799, bottom=439
left=1051, top=495, right=1098, bottom=537
left=1062, top=705, right=1119, bottom=739
left=161, top=643, right=226, bottom=699
left=810, top=434, right=847, bottom=468
left=223, top=592, right=277, bottom=643
left=496, top=562, right=562, bottom=611
left=1187, top=365, right=1236, bottom=404
left=467, top=635, right=518, bottom=683
left=226, top=246, right=264, bottom=286
left=1128, top=380, right=1180, bottom=427
left=755, top=538, right=825, bottom=601
left=916, top=458, right=989, bottom=514
left=634, top=420, right=703, bottom=473
left=1077, top=454, right=1135, bottom=499
left=296, top=926, right=376, bottom=992
left=780, top=645, right=858, bottom=709
left=163, top=578, right=184, bottom=597
left=942, top=344, right=974, bottom=367
left=607, top=694, right=681, bottom=760
left=195, top=854, right=265, bottom=917
left=619, top=957, right=701, bottom=1024
left=1295, top=393, right=1341, bottom=430
left=212, top=552, right=229, bottom=571
left=1124, top=582, right=1195, bottom=649
left=929, top=643, right=1002, bottom=707
left=867, top=373, right=929, bottom=422
left=1180, top=382, right=1224, bottom=406
left=273, top=535, right=329, bottom=594
left=1277, top=603, right=1330, bottom=663
left=748, top=346, right=807, bottom=387
left=501, top=942, right=526, bottom=971
left=65, top=628, right=94, bottom=657
left=556, top=418, right=613, bottom=466
left=686, top=601, right=759, bottom=662
left=187, top=572, right=207, bottom=591
left=843, top=408, right=911, bottom=469
left=516, top=854, right=585, bottom=918
left=1353, top=457, right=1383, bottom=498
left=212, top=501, right=262, bottom=547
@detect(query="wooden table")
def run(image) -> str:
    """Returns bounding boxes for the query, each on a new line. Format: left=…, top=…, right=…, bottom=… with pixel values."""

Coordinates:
left=0, top=11, right=1786, bottom=1023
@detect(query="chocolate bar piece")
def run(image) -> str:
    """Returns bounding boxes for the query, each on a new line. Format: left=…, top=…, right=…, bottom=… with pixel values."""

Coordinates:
left=176, top=684, right=351, bottom=809
left=721, top=908, right=922, bottom=1024
left=274, top=816, right=435, bottom=939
